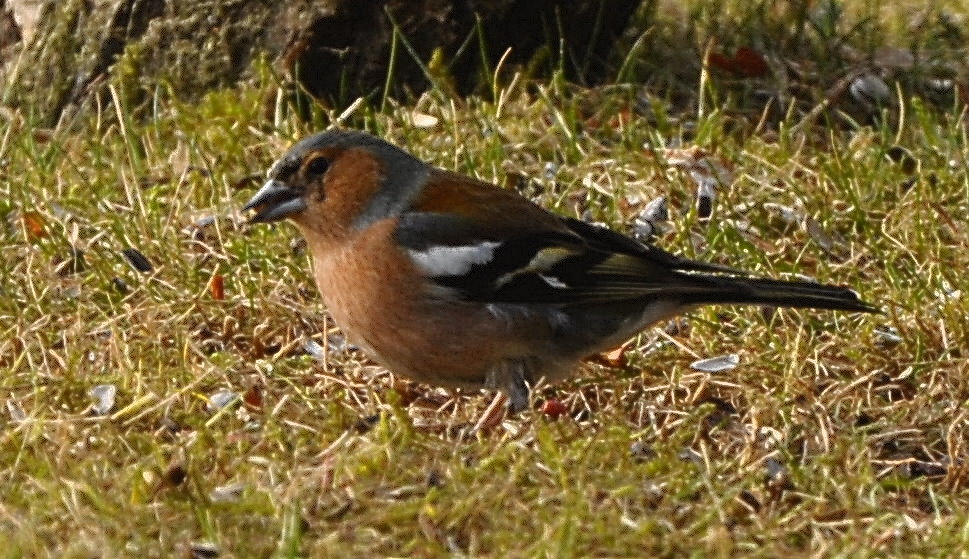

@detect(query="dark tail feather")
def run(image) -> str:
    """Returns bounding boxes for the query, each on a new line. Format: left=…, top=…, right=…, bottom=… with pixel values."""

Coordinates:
left=680, top=274, right=879, bottom=313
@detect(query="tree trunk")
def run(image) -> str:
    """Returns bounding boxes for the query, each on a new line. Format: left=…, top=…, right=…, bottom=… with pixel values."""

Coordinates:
left=1, top=0, right=640, bottom=126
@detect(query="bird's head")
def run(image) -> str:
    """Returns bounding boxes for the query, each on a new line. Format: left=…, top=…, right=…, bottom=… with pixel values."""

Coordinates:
left=243, top=130, right=429, bottom=244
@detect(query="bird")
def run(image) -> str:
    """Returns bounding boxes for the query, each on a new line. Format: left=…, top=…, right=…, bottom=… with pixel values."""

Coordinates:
left=243, top=129, right=876, bottom=413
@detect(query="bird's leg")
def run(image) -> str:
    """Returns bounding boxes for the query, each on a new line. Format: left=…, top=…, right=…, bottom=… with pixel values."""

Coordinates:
left=472, top=359, right=533, bottom=432
left=485, top=358, right=533, bottom=414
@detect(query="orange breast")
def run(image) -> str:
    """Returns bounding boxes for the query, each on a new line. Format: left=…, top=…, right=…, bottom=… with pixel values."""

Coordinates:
left=310, top=219, right=559, bottom=389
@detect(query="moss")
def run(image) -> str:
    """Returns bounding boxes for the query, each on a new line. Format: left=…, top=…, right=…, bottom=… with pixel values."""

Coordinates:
left=5, top=0, right=282, bottom=124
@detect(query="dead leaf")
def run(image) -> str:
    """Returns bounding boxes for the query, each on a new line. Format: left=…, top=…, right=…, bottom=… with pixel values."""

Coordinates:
left=586, top=338, right=635, bottom=368
left=732, top=46, right=769, bottom=77
left=20, top=211, right=46, bottom=238
left=32, top=129, right=54, bottom=143
left=209, top=274, right=225, bottom=300
left=242, top=385, right=263, bottom=410
left=471, top=392, right=507, bottom=433
left=709, top=46, right=769, bottom=78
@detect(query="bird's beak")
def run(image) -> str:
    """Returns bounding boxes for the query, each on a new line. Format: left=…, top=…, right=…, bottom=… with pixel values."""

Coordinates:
left=243, top=179, right=307, bottom=223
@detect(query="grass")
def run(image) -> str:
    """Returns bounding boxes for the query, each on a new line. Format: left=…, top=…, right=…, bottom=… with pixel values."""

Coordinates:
left=3, top=4, right=969, bottom=558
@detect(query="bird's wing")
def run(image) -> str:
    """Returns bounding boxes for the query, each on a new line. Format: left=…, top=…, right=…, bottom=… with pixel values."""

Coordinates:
left=396, top=169, right=875, bottom=312
left=392, top=205, right=723, bottom=304
left=393, top=168, right=608, bottom=303
left=393, top=210, right=591, bottom=303
left=394, top=211, right=876, bottom=312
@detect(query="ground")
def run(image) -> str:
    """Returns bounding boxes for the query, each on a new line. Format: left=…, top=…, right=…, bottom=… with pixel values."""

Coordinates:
left=2, top=2, right=969, bottom=557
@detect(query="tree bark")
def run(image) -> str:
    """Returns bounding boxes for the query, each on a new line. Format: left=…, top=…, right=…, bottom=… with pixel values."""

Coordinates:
left=1, top=0, right=640, bottom=125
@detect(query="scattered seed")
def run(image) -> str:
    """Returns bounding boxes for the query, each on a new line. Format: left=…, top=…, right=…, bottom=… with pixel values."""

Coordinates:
left=804, top=217, right=834, bottom=253
left=189, top=541, right=220, bottom=559
left=122, top=248, right=153, bottom=272
left=690, top=353, right=740, bottom=373
left=543, top=162, right=559, bottom=180
left=386, top=484, right=424, bottom=500
left=900, top=460, right=947, bottom=479
left=55, top=247, right=86, bottom=276
left=303, top=339, right=325, bottom=360
left=849, top=73, right=892, bottom=107
left=111, top=277, right=130, bottom=294
left=630, top=440, right=656, bottom=462
left=327, top=334, right=357, bottom=352
left=763, top=202, right=801, bottom=224
left=874, top=326, right=902, bottom=346
left=425, top=470, right=444, bottom=488
left=633, top=195, right=668, bottom=240
left=764, top=456, right=787, bottom=481
left=210, top=483, right=245, bottom=503
left=89, top=384, right=117, bottom=415
left=353, top=414, right=381, bottom=433
left=194, top=215, right=217, bottom=228
left=161, top=462, right=187, bottom=488
left=679, top=447, right=703, bottom=465
left=885, top=145, right=918, bottom=174
left=938, top=281, right=961, bottom=300
left=696, top=178, right=716, bottom=219
left=207, top=389, right=238, bottom=412
left=640, top=195, right=668, bottom=223
left=664, top=317, right=690, bottom=336
left=290, top=237, right=307, bottom=255
left=926, top=78, right=953, bottom=93
left=7, top=399, right=26, bottom=422
left=411, top=110, right=439, bottom=128
left=184, top=215, right=222, bottom=242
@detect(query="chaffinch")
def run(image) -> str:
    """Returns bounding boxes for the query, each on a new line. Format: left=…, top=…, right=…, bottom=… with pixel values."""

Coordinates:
left=244, top=130, right=876, bottom=412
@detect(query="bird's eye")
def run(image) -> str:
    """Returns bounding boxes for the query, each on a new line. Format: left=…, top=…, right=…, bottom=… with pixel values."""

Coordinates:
left=305, top=157, right=330, bottom=176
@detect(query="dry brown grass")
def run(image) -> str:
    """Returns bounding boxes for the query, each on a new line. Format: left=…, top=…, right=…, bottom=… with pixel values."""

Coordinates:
left=3, top=2, right=969, bottom=555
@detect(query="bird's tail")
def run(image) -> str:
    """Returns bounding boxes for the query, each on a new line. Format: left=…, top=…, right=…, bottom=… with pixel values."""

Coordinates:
left=677, top=273, right=878, bottom=313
